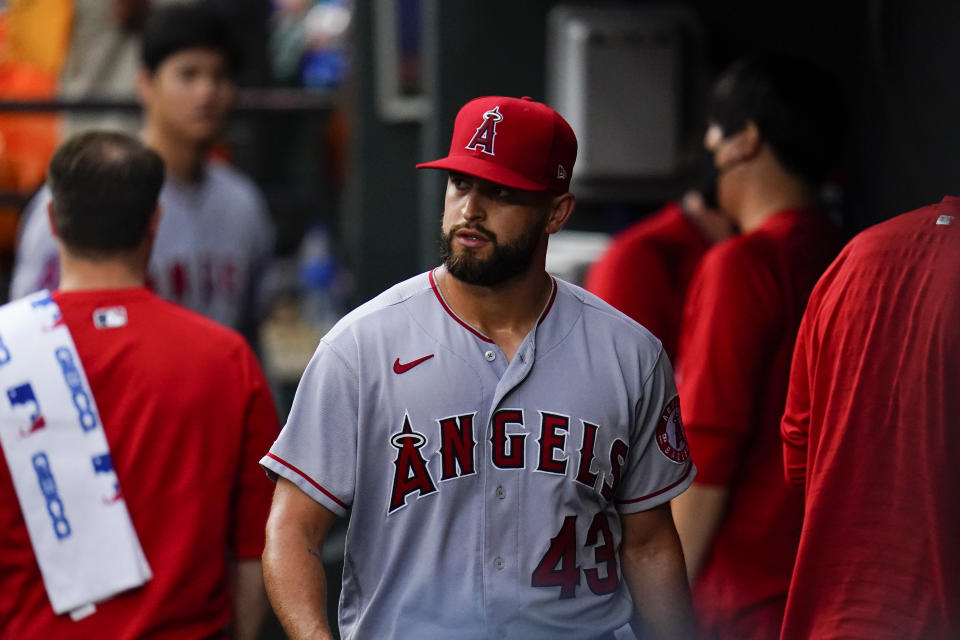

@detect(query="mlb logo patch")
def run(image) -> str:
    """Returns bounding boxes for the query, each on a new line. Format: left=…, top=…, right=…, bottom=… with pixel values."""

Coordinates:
left=7, top=382, right=46, bottom=436
left=93, top=307, right=127, bottom=329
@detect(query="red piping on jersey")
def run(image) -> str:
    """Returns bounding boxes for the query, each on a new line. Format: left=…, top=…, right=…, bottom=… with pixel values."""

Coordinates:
left=265, top=453, right=349, bottom=509
left=616, top=464, right=693, bottom=505
left=429, top=269, right=494, bottom=342
left=538, top=277, right=558, bottom=327
left=429, top=269, right=558, bottom=340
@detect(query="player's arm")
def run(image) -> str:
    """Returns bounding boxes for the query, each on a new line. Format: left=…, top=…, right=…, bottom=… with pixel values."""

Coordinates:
left=263, top=476, right=338, bottom=640
left=670, top=484, right=728, bottom=580
left=620, top=502, right=697, bottom=640
left=230, top=347, right=282, bottom=639
left=781, top=310, right=814, bottom=487
left=671, top=246, right=776, bottom=581
left=230, top=559, right=269, bottom=640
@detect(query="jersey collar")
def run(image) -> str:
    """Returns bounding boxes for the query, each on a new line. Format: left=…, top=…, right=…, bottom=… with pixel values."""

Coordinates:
left=428, top=268, right=558, bottom=343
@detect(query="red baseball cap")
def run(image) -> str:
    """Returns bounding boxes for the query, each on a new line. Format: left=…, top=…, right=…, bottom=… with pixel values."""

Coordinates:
left=417, top=96, right=578, bottom=193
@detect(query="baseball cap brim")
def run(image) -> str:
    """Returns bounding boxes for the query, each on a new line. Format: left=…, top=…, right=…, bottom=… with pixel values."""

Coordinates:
left=416, top=155, right=549, bottom=192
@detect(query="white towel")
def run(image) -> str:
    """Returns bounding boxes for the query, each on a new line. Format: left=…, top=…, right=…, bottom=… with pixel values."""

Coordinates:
left=0, top=291, right=151, bottom=616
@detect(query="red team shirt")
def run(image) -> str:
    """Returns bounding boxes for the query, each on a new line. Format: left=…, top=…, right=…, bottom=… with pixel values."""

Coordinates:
left=584, top=201, right=710, bottom=361
left=677, top=209, right=841, bottom=639
left=0, top=288, right=279, bottom=639
left=781, top=198, right=960, bottom=640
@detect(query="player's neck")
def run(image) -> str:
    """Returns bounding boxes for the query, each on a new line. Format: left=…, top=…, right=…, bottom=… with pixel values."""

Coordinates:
left=57, top=246, right=149, bottom=292
left=58, top=255, right=146, bottom=291
left=436, top=265, right=553, bottom=362
left=732, top=161, right=816, bottom=234
left=141, top=125, right=206, bottom=182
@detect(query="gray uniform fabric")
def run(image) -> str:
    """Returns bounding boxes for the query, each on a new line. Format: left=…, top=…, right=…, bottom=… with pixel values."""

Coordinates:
left=10, top=163, right=274, bottom=331
left=262, top=270, right=695, bottom=640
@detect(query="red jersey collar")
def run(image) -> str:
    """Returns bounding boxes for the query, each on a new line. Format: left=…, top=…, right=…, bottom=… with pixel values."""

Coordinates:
left=428, top=268, right=558, bottom=343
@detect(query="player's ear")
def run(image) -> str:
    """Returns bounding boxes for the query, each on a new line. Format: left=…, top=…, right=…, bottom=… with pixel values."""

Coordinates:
left=544, top=193, right=575, bottom=235
left=147, top=205, right=162, bottom=240
left=46, top=201, right=60, bottom=238
left=728, top=120, right=762, bottom=161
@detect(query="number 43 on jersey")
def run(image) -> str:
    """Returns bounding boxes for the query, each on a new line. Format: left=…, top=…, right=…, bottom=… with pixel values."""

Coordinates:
left=531, top=511, right=618, bottom=599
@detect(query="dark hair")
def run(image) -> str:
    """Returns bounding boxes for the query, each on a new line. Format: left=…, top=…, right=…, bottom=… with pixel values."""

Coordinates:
left=707, top=55, right=842, bottom=185
left=141, top=3, right=242, bottom=74
left=48, top=131, right=165, bottom=256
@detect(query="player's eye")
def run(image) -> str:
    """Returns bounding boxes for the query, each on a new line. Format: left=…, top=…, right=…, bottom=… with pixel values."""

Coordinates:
left=177, top=66, right=200, bottom=82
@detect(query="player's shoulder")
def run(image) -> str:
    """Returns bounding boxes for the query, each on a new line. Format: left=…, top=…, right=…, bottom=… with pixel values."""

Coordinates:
left=556, top=278, right=664, bottom=353
left=143, top=293, right=252, bottom=355
left=323, top=271, right=433, bottom=344
left=205, top=160, right=260, bottom=194
left=604, top=204, right=686, bottom=251
left=203, top=160, right=270, bottom=214
left=693, top=233, right=764, bottom=281
left=23, top=184, right=52, bottom=212
left=17, top=185, right=53, bottom=235
left=850, top=198, right=958, bottom=251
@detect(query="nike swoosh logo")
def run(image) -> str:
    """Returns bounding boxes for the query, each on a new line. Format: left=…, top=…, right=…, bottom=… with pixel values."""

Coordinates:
left=393, top=354, right=435, bottom=374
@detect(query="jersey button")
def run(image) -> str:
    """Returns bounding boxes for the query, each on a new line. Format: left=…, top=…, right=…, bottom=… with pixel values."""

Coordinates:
left=496, top=486, right=505, bottom=499
left=494, top=557, right=505, bottom=570
left=484, top=350, right=496, bottom=362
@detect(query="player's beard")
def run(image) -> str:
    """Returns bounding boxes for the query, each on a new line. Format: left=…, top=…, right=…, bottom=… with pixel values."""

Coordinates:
left=439, top=217, right=547, bottom=287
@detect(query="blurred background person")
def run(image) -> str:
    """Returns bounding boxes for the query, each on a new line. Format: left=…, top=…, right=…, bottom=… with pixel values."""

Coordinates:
left=584, top=183, right=734, bottom=361
left=57, top=0, right=178, bottom=138
left=9, top=2, right=275, bottom=342
left=780, top=199, right=960, bottom=640
left=0, top=130, right=278, bottom=639
left=670, top=55, right=845, bottom=640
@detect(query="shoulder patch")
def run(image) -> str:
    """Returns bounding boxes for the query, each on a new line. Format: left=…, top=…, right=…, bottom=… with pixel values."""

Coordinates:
left=655, top=396, right=689, bottom=463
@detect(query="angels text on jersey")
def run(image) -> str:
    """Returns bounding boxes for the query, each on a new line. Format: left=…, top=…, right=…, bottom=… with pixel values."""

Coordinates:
left=389, top=409, right=630, bottom=514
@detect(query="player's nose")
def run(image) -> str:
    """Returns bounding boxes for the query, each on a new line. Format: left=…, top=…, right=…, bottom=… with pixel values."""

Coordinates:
left=459, top=189, right=485, bottom=221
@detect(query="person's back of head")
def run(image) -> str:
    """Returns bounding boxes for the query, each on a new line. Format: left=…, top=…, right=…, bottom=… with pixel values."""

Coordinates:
left=707, top=55, right=842, bottom=187
left=141, top=3, right=243, bottom=76
left=48, top=131, right=164, bottom=259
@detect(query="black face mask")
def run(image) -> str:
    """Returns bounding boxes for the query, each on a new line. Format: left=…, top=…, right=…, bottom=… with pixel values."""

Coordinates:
left=698, top=166, right=720, bottom=211
left=689, top=151, right=720, bottom=211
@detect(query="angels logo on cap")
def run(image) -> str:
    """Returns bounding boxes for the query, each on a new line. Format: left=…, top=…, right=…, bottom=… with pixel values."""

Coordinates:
left=416, top=95, right=578, bottom=193
left=465, top=106, right=503, bottom=156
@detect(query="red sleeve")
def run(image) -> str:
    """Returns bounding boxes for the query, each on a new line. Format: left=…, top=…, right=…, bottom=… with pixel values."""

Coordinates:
left=584, top=235, right=672, bottom=340
left=676, top=241, right=779, bottom=485
left=231, top=347, right=281, bottom=559
left=781, top=314, right=812, bottom=486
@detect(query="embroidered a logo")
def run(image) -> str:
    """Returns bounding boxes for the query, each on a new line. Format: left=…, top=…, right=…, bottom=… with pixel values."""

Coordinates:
left=465, top=106, right=503, bottom=155
left=655, top=396, right=689, bottom=463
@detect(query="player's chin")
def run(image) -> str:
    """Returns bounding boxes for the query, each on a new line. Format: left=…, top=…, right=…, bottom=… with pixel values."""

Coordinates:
left=184, top=120, right=224, bottom=145
left=446, top=252, right=480, bottom=272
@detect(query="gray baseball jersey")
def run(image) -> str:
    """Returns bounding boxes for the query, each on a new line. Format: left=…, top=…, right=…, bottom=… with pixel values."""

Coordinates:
left=10, top=162, right=274, bottom=331
left=261, top=270, right=695, bottom=640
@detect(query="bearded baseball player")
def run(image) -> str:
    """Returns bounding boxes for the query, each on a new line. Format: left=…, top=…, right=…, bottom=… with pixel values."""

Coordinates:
left=261, top=96, right=697, bottom=640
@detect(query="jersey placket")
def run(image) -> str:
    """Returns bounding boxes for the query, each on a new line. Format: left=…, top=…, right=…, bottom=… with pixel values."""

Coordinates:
left=481, top=332, right=538, bottom=638
left=429, top=269, right=554, bottom=637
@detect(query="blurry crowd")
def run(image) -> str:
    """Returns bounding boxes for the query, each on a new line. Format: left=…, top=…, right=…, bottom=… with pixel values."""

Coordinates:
left=0, top=1, right=957, bottom=640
